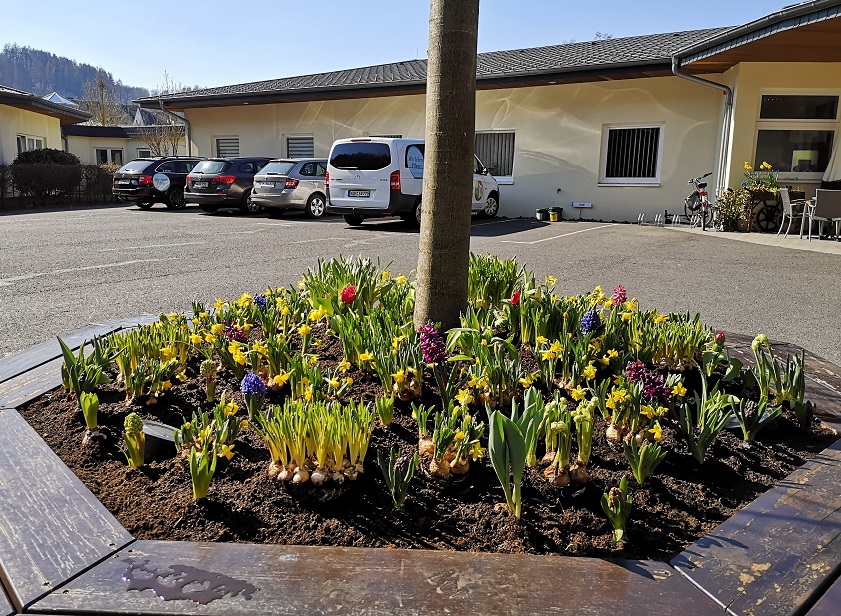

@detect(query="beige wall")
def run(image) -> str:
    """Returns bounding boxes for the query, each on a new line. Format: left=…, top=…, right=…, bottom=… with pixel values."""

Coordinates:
left=722, top=62, right=841, bottom=196
left=186, top=76, right=725, bottom=221
left=0, top=104, right=62, bottom=164
left=66, top=135, right=186, bottom=165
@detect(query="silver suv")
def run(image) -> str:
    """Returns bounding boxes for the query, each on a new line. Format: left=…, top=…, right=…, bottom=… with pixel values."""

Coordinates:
left=250, top=159, right=328, bottom=218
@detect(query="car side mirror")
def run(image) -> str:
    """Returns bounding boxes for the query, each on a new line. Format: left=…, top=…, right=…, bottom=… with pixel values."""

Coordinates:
left=482, top=167, right=489, bottom=175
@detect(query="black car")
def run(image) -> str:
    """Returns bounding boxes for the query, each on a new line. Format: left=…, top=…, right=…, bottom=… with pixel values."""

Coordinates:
left=185, top=157, right=271, bottom=214
left=112, top=157, right=202, bottom=209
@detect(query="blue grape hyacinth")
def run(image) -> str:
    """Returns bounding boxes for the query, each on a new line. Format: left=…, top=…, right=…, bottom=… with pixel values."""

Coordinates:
left=580, top=309, right=601, bottom=335
left=241, top=372, right=267, bottom=398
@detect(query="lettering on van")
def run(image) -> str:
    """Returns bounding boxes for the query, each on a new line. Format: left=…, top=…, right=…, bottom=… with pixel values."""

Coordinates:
left=407, top=145, right=424, bottom=179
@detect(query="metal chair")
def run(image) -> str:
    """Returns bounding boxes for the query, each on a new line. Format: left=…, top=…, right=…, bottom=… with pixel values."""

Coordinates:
left=777, top=188, right=806, bottom=238
left=801, top=189, right=841, bottom=241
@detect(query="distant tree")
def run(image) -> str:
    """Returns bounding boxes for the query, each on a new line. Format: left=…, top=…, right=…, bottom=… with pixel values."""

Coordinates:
left=80, top=70, right=131, bottom=126
left=594, top=31, right=614, bottom=40
left=137, top=72, right=186, bottom=156
left=413, top=0, right=480, bottom=330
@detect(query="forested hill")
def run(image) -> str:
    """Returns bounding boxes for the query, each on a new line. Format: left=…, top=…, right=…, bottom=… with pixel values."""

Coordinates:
left=0, top=44, right=149, bottom=101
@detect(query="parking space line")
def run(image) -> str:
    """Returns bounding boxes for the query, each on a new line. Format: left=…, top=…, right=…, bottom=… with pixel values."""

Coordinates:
left=98, top=241, right=206, bottom=252
left=500, top=223, right=618, bottom=245
left=293, top=237, right=347, bottom=244
left=472, top=218, right=526, bottom=228
left=0, top=258, right=179, bottom=287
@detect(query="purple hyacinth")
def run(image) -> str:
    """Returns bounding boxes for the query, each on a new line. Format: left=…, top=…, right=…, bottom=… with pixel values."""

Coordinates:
left=580, top=309, right=601, bottom=335
left=642, top=372, right=671, bottom=402
left=241, top=372, right=267, bottom=398
left=224, top=322, right=247, bottom=342
left=418, top=323, right=446, bottom=364
left=625, top=361, right=647, bottom=383
left=255, top=295, right=267, bottom=309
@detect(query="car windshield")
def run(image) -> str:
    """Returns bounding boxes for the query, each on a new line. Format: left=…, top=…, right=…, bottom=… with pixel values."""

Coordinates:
left=120, top=160, right=152, bottom=173
left=192, top=161, right=229, bottom=174
left=261, top=162, right=296, bottom=176
left=329, top=142, right=391, bottom=170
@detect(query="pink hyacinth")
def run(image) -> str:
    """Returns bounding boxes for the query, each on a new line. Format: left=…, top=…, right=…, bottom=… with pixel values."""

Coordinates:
left=612, top=285, right=627, bottom=306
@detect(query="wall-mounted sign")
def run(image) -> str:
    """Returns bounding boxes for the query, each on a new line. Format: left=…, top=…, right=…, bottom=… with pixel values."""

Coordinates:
left=152, top=173, right=171, bottom=192
left=571, top=201, right=592, bottom=208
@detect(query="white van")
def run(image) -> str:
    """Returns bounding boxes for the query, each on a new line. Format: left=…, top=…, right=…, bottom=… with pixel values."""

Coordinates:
left=325, top=137, right=500, bottom=226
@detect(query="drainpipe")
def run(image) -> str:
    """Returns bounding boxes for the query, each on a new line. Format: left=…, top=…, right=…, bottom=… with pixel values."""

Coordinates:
left=157, top=102, right=191, bottom=156
left=671, top=56, right=733, bottom=196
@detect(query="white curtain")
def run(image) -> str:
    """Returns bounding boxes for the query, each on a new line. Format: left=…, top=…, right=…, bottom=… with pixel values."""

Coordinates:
left=823, top=138, right=841, bottom=182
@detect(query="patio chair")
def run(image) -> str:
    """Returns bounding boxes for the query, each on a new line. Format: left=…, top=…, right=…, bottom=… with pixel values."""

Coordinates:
left=777, top=188, right=806, bottom=238
left=801, top=189, right=841, bottom=241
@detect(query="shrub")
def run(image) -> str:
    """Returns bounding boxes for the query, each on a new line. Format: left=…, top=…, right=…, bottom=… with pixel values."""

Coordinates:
left=13, top=148, right=80, bottom=166
left=716, top=188, right=753, bottom=232
left=10, top=163, right=83, bottom=199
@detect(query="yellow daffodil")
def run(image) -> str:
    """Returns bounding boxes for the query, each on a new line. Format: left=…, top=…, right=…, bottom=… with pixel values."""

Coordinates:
left=582, top=363, right=597, bottom=380
left=161, top=380, right=172, bottom=390
left=218, top=444, right=235, bottom=460
left=456, top=389, right=474, bottom=406
left=184, top=422, right=192, bottom=430
left=274, top=371, right=290, bottom=387
left=395, top=275, right=407, bottom=285
left=601, top=355, right=611, bottom=366
left=621, top=312, right=633, bottom=322
left=654, top=314, right=670, bottom=324
left=211, top=323, right=225, bottom=336
left=298, top=324, right=312, bottom=337
left=298, top=279, right=306, bottom=290
left=607, top=349, right=619, bottom=359
left=243, top=323, right=252, bottom=335
left=656, top=406, right=669, bottom=417
left=176, top=371, right=187, bottom=382
left=454, top=430, right=465, bottom=441
left=547, top=275, right=557, bottom=286
left=381, top=270, right=391, bottom=281
left=204, top=333, right=215, bottom=343
left=160, top=345, right=176, bottom=361
left=214, top=298, right=225, bottom=310
left=233, top=352, right=247, bottom=365
left=338, top=360, right=351, bottom=372
left=228, top=341, right=241, bottom=354
left=392, top=368, right=407, bottom=385
left=648, top=423, right=663, bottom=441
left=189, top=334, right=203, bottom=345
left=536, top=335, right=548, bottom=344
left=744, top=161, right=753, bottom=171
left=199, top=311, right=208, bottom=318
left=542, top=349, right=558, bottom=361
left=549, top=340, right=563, bottom=354
left=467, top=374, right=480, bottom=388
left=303, top=389, right=313, bottom=402
left=309, top=307, right=327, bottom=322
left=329, top=378, right=341, bottom=388
left=224, top=401, right=239, bottom=416
left=241, top=419, right=249, bottom=431
left=519, top=374, right=534, bottom=388
left=672, top=382, right=687, bottom=397
left=344, top=377, right=353, bottom=385
left=641, top=404, right=655, bottom=420
left=624, top=301, right=636, bottom=311
left=469, top=442, right=485, bottom=461
left=571, top=385, right=586, bottom=401
left=237, top=293, right=254, bottom=308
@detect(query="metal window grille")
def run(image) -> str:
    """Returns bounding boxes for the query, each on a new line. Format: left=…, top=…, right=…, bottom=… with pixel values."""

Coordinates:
left=215, top=137, right=240, bottom=158
left=474, top=132, right=515, bottom=177
left=604, top=127, right=660, bottom=179
left=287, top=136, right=314, bottom=159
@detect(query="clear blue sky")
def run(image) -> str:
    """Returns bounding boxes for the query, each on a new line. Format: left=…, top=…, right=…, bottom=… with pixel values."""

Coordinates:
left=3, top=0, right=782, bottom=92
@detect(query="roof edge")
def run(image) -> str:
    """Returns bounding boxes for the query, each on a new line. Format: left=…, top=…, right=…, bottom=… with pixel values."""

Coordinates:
left=0, top=86, right=91, bottom=123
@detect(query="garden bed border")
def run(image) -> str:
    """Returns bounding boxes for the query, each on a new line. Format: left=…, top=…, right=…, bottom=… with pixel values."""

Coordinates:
left=0, top=322, right=839, bottom=615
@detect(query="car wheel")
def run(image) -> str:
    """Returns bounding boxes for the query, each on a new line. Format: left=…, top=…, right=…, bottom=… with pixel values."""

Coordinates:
left=305, top=193, right=326, bottom=218
left=200, top=205, right=219, bottom=214
left=166, top=188, right=186, bottom=209
left=413, top=199, right=422, bottom=226
left=241, top=190, right=262, bottom=214
left=344, top=214, right=364, bottom=226
left=136, top=201, right=154, bottom=210
left=482, top=194, right=499, bottom=218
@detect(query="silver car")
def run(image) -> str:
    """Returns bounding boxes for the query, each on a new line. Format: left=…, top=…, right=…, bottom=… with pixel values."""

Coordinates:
left=250, top=159, right=328, bottom=218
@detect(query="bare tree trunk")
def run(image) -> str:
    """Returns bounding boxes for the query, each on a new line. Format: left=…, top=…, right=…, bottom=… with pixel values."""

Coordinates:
left=413, top=0, right=479, bottom=331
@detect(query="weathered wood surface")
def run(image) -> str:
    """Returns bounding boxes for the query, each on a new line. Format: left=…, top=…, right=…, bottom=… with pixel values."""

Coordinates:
left=672, top=439, right=841, bottom=616
left=0, top=357, right=64, bottom=410
left=0, top=409, right=133, bottom=611
left=724, top=333, right=841, bottom=427
left=31, top=540, right=722, bottom=616
left=806, top=573, right=841, bottom=616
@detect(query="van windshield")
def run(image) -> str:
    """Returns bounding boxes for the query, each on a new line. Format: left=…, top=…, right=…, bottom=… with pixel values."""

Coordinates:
left=330, top=142, right=391, bottom=170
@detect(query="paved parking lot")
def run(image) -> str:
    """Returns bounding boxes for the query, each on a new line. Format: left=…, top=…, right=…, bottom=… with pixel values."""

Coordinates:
left=1, top=203, right=839, bottom=364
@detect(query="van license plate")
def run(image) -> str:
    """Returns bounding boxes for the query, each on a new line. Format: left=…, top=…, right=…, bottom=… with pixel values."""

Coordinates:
left=348, top=190, right=370, bottom=197
left=259, top=181, right=275, bottom=188
left=193, top=182, right=208, bottom=189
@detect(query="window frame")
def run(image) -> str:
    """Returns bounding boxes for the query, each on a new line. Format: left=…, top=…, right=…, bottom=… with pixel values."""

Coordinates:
left=136, top=148, right=152, bottom=159
left=285, top=134, right=315, bottom=159
left=214, top=136, right=240, bottom=159
left=598, top=123, right=664, bottom=186
left=16, top=134, right=45, bottom=154
left=754, top=90, right=840, bottom=182
left=94, top=148, right=124, bottom=166
left=474, top=129, right=515, bottom=185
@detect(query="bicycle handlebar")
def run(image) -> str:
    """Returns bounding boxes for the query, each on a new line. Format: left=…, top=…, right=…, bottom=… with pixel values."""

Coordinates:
left=688, top=172, right=713, bottom=184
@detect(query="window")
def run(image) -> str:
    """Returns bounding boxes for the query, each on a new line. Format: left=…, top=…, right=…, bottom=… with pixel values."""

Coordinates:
left=329, top=142, right=391, bottom=170
left=474, top=131, right=515, bottom=179
left=215, top=137, right=240, bottom=158
left=600, top=125, right=663, bottom=184
left=136, top=148, right=152, bottom=159
left=299, top=162, right=317, bottom=176
left=16, top=134, right=45, bottom=154
left=95, top=149, right=123, bottom=165
left=237, top=162, right=257, bottom=174
left=286, top=136, right=314, bottom=159
left=192, top=161, right=229, bottom=174
left=260, top=161, right=297, bottom=176
left=754, top=94, right=839, bottom=179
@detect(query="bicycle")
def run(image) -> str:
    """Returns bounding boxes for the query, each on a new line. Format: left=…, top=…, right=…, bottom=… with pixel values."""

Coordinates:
left=684, top=172, right=713, bottom=230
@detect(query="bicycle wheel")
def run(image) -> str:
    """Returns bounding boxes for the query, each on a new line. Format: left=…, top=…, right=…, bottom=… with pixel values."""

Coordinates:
left=684, top=192, right=701, bottom=219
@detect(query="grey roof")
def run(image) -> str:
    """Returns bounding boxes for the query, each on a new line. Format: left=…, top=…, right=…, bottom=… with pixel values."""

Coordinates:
left=0, top=84, right=90, bottom=123
left=139, top=28, right=730, bottom=105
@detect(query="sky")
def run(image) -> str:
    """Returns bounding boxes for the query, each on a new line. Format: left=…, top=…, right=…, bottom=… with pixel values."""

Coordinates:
left=2, top=0, right=785, bottom=92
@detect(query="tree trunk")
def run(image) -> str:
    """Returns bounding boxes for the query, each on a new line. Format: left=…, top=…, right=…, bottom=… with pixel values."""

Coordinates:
left=413, top=0, right=480, bottom=331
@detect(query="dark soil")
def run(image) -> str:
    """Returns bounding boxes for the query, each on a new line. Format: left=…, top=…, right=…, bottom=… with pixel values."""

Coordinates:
left=20, top=325, right=837, bottom=562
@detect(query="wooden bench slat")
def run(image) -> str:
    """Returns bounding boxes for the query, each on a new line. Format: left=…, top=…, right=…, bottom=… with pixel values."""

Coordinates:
left=0, top=585, right=13, bottom=616
left=31, top=539, right=723, bottom=616
left=672, top=439, right=841, bottom=616
left=806, top=572, right=841, bottom=616
left=0, top=358, right=64, bottom=410
left=0, top=409, right=133, bottom=610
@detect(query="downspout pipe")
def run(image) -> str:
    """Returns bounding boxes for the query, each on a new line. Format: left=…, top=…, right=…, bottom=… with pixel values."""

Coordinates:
left=157, top=102, right=192, bottom=156
left=671, top=56, right=733, bottom=196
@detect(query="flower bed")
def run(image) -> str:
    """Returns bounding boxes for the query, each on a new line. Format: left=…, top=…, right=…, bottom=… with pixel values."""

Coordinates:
left=20, top=255, right=836, bottom=562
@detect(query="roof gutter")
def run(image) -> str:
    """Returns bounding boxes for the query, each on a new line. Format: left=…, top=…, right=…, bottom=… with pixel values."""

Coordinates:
left=156, top=103, right=191, bottom=156
left=671, top=56, right=733, bottom=195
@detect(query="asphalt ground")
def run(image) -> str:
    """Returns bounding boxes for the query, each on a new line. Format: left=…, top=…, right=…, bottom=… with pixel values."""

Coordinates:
left=1, top=203, right=839, bottom=364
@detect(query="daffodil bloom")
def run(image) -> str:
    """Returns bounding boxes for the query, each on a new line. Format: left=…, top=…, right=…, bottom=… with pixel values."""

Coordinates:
left=648, top=423, right=663, bottom=441
left=654, top=314, right=670, bottom=324
left=612, top=389, right=630, bottom=404
left=519, top=375, right=534, bottom=388
left=224, top=402, right=239, bottom=416
left=395, top=275, right=407, bottom=285
left=281, top=306, right=291, bottom=316
left=228, top=341, right=241, bottom=354
left=242, top=324, right=252, bottom=335
left=467, top=374, right=480, bottom=388
left=338, top=360, right=351, bottom=372
left=641, top=404, right=655, bottom=420
left=162, top=380, right=172, bottom=390
left=298, top=279, right=306, bottom=290
left=671, top=382, right=688, bottom=398
left=160, top=346, right=176, bottom=361
left=199, top=311, right=207, bottom=318
left=176, top=371, right=187, bottom=382
left=601, top=355, right=611, bottom=366
left=189, top=334, right=203, bottom=345
left=184, top=422, right=192, bottom=430
left=744, top=161, right=753, bottom=171
left=582, top=363, right=597, bottom=380
left=571, top=385, right=586, bottom=401
left=547, top=275, right=557, bottom=286
left=621, top=312, right=633, bottom=322
left=469, top=442, right=485, bottom=461
left=607, top=349, right=619, bottom=359
left=233, top=352, right=247, bottom=365
left=391, top=336, right=405, bottom=350
left=204, top=333, right=215, bottom=343
left=542, top=349, right=557, bottom=361
left=241, top=419, right=249, bottom=431
left=274, top=371, right=290, bottom=387
left=481, top=338, right=488, bottom=346
left=456, top=389, right=474, bottom=406
left=214, top=299, right=225, bottom=310
left=536, top=335, right=548, bottom=344
left=237, top=293, right=254, bottom=308
left=454, top=430, right=465, bottom=441
left=303, top=389, right=313, bottom=402
left=549, top=340, right=563, bottom=354
left=381, top=270, right=391, bottom=281
left=211, top=323, right=225, bottom=336
left=329, top=378, right=341, bottom=388
left=623, top=301, right=636, bottom=311
left=199, top=427, right=211, bottom=442
left=219, top=444, right=235, bottom=460
left=298, top=324, right=312, bottom=337
left=358, top=350, right=374, bottom=363
left=656, top=406, right=669, bottom=417
left=344, top=377, right=353, bottom=385
left=309, top=307, right=327, bottom=322
left=392, top=368, right=407, bottom=384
